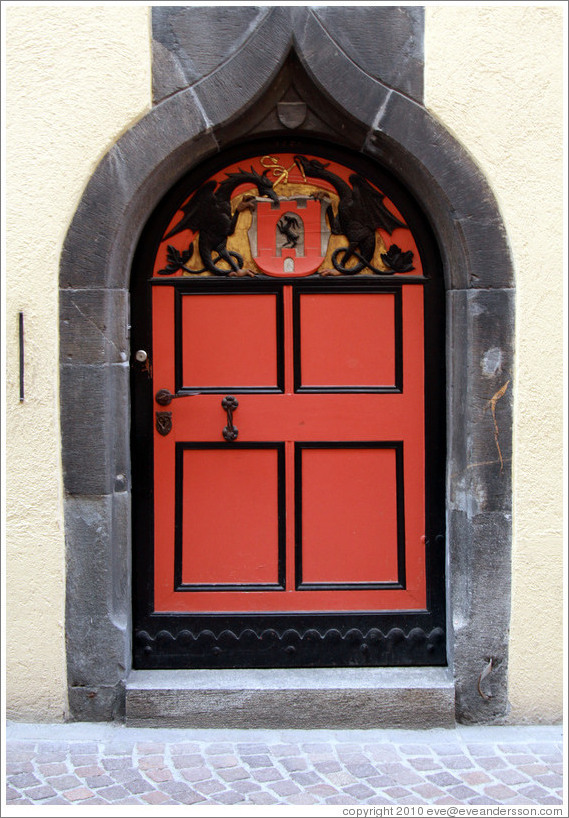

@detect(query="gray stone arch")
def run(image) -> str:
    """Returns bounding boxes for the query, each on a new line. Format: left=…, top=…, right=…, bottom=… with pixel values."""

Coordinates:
left=61, top=6, right=513, bottom=723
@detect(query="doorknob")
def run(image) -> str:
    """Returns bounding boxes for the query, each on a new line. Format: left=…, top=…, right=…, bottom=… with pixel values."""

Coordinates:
left=155, top=388, right=182, bottom=406
left=222, top=395, right=239, bottom=442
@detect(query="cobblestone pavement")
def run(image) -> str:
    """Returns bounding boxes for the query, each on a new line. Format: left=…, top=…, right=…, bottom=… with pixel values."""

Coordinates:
left=4, top=722, right=564, bottom=810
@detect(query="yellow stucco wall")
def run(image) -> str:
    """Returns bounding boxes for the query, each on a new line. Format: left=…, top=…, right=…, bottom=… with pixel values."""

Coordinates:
left=5, top=5, right=151, bottom=721
left=426, top=5, right=564, bottom=723
left=4, top=5, right=564, bottom=721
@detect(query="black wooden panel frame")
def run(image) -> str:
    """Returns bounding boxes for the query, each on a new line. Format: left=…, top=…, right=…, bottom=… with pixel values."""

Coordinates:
left=174, top=441, right=286, bottom=592
left=294, top=441, right=406, bottom=591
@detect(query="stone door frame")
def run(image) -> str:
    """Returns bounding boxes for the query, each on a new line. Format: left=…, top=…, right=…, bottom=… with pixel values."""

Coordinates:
left=60, top=13, right=513, bottom=723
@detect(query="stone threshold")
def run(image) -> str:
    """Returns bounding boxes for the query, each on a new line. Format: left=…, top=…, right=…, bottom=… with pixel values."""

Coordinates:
left=125, top=667, right=456, bottom=729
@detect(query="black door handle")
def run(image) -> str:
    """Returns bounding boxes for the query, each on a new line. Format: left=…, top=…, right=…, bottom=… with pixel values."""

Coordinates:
left=222, top=395, right=239, bottom=441
left=155, top=388, right=181, bottom=406
left=155, top=388, right=200, bottom=405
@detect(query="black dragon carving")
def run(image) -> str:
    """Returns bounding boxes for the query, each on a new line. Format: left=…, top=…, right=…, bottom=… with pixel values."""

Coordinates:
left=293, top=155, right=414, bottom=275
left=158, top=167, right=279, bottom=276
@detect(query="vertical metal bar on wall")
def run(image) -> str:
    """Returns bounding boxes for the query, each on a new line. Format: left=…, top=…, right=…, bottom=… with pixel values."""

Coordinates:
left=19, top=311, right=24, bottom=402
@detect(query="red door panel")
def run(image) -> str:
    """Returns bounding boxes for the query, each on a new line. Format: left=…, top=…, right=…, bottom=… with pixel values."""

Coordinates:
left=297, top=292, right=399, bottom=390
left=298, top=445, right=401, bottom=586
left=180, top=293, right=281, bottom=390
left=177, top=445, right=284, bottom=589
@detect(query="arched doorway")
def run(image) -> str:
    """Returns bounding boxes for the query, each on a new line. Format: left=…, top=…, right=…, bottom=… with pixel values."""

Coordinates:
left=61, top=43, right=513, bottom=723
left=130, top=139, right=446, bottom=669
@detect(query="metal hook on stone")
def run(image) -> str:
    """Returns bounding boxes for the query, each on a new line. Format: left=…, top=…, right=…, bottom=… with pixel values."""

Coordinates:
left=477, top=657, right=494, bottom=700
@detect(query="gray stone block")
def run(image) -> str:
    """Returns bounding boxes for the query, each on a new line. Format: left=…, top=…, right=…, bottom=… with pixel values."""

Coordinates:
left=294, top=11, right=391, bottom=132
left=151, top=7, right=424, bottom=111
left=449, top=511, right=511, bottom=724
left=192, top=10, right=293, bottom=131
left=106, top=92, right=212, bottom=202
left=452, top=216, right=514, bottom=290
left=59, top=199, right=118, bottom=291
left=65, top=492, right=131, bottom=691
left=362, top=126, right=473, bottom=291
left=60, top=363, right=129, bottom=495
left=447, top=289, right=514, bottom=516
left=312, top=6, right=424, bottom=102
left=60, top=97, right=215, bottom=290
left=446, top=288, right=513, bottom=724
left=126, top=668, right=455, bottom=729
left=60, top=289, right=128, bottom=365
left=68, top=684, right=125, bottom=722
left=367, top=94, right=514, bottom=289
left=152, top=6, right=270, bottom=103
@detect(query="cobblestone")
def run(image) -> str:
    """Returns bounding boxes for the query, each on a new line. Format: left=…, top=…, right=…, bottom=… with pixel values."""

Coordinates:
left=427, top=771, right=472, bottom=787
left=193, top=779, right=226, bottom=795
left=483, top=783, right=519, bottom=800
left=214, top=789, right=247, bottom=804
left=232, top=779, right=262, bottom=794
left=442, top=754, right=474, bottom=770
left=495, top=767, right=530, bottom=785
left=62, top=786, right=95, bottom=802
left=413, top=782, right=446, bottom=798
left=180, top=765, right=212, bottom=783
left=409, top=756, right=443, bottom=770
left=94, top=784, right=131, bottom=801
left=242, top=753, right=272, bottom=768
left=290, top=770, right=322, bottom=786
left=6, top=762, right=33, bottom=775
left=4, top=722, right=563, bottom=808
left=478, top=755, right=508, bottom=770
left=22, top=785, right=56, bottom=801
left=140, top=791, right=170, bottom=804
left=251, top=766, right=285, bottom=782
left=210, top=754, right=239, bottom=769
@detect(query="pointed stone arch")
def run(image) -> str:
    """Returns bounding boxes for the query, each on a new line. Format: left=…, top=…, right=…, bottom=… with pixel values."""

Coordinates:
left=61, top=7, right=513, bottom=723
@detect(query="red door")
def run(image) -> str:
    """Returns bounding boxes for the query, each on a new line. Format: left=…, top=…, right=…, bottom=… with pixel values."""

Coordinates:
left=152, top=281, right=426, bottom=613
left=132, top=148, right=446, bottom=668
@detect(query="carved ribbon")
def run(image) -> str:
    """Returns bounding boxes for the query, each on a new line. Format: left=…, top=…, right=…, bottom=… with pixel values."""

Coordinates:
left=261, top=155, right=306, bottom=188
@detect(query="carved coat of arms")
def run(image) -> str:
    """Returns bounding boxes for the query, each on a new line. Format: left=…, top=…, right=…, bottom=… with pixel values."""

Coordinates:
left=155, top=154, right=416, bottom=278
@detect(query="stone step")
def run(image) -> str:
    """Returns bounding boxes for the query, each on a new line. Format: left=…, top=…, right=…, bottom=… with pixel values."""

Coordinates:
left=125, top=667, right=455, bottom=729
